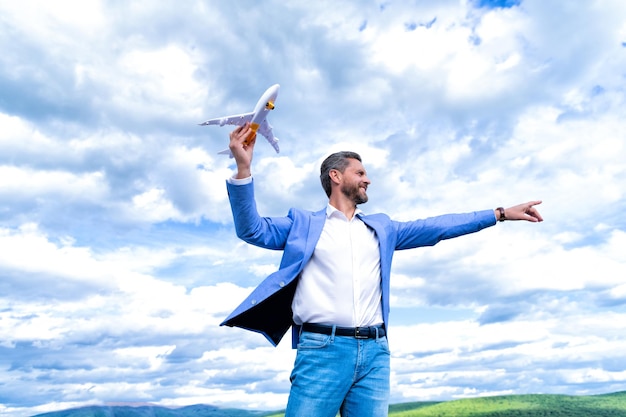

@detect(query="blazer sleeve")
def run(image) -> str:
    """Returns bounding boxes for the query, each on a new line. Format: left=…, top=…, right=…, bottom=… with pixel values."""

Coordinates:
left=226, top=179, right=294, bottom=250
left=393, top=209, right=497, bottom=250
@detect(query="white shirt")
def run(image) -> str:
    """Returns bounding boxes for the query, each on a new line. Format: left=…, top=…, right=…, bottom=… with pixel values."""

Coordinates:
left=291, top=204, right=383, bottom=327
left=227, top=176, right=384, bottom=327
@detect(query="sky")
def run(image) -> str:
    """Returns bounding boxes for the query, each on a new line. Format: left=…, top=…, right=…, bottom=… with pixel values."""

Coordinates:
left=1, top=0, right=626, bottom=415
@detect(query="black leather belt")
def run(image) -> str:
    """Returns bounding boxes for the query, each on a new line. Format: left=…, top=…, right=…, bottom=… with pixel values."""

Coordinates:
left=302, top=323, right=386, bottom=339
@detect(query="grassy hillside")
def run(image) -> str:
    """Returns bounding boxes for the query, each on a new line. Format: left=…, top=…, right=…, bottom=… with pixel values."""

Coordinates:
left=33, top=392, right=626, bottom=417
left=265, top=392, right=626, bottom=417
left=389, top=392, right=626, bottom=416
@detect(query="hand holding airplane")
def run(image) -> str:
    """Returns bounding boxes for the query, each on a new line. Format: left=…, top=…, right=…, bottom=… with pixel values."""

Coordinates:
left=199, top=84, right=280, bottom=157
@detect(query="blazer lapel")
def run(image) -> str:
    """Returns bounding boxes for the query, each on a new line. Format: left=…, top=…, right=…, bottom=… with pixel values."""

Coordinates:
left=302, top=208, right=326, bottom=263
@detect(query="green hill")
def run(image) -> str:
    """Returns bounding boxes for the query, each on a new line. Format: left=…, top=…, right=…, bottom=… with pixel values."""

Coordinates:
left=391, top=391, right=626, bottom=417
left=32, top=392, right=626, bottom=417
left=266, top=392, right=626, bottom=417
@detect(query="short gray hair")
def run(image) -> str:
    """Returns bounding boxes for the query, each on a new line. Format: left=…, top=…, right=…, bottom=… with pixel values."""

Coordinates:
left=319, top=151, right=362, bottom=197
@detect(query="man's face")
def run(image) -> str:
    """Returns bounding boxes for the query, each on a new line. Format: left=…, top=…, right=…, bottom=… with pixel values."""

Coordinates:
left=339, top=158, right=371, bottom=205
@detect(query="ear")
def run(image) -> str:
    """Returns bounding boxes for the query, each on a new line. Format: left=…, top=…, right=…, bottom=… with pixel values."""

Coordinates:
left=329, top=169, right=341, bottom=184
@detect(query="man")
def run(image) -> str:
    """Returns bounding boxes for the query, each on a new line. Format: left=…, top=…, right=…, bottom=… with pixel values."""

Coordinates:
left=221, top=122, right=543, bottom=417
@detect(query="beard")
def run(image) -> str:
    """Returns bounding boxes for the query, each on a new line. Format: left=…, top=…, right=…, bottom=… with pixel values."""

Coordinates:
left=341, top=182, right=368, bottom=205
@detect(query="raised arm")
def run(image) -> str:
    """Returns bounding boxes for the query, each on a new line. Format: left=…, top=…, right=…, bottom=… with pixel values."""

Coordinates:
left=226, top=123, right=293, bottom=250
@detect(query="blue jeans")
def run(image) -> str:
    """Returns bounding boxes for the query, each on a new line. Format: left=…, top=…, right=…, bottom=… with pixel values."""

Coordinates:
left=285, top=328, right=390, bottom=417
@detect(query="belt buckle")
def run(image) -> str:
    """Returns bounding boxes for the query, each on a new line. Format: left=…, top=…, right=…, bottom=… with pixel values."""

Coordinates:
left=354, top=327, right=369, bottom=339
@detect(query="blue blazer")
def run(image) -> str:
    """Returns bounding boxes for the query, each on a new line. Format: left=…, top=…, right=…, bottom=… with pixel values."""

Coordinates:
left=220, top=180, right=496, bottom=347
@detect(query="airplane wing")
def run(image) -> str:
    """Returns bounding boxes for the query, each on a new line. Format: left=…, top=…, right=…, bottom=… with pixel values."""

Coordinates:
left=200, top=112, right=279, bottom=157
left=199, top=112, right=254, bottom=127
left=257, top=119, right=280, bottom=153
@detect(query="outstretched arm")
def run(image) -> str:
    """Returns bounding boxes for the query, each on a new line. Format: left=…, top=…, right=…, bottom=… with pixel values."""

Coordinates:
left=229, top=122, right=257, bottom=179
left=496, top=201, right=544, bottom=223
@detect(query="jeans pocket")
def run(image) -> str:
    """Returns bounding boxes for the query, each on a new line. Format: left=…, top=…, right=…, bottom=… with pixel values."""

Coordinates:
left=297, top=331, right=332, bottom=349
left=376, top=336, right=390, bottom=354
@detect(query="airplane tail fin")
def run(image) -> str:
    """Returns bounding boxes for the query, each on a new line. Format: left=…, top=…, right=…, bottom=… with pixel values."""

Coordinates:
left=271, top=137, right=280, bottom=153
left=218, top=148, right=234, bottom=158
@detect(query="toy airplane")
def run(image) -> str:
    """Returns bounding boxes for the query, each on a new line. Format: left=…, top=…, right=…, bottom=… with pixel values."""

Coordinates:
left=199, top=84, right=280, bottom=157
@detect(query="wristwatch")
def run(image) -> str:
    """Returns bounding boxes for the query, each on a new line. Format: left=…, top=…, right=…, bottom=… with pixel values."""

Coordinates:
left=497, top=207, right=506, bottom=222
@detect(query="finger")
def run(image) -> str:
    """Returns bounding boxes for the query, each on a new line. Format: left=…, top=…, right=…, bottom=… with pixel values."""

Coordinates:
left=244, top=132, right=257, bottom=146
left=232, top=127, right=252, bottom=146
left=232, top=123, right=247, bottom=135
left=230, top=126, right=245, bottom=142
left=526, top=214, right=539, bottom=222
left=530, top=209, right=544, bottom=222
left=526, top=206, right=543, bottom=222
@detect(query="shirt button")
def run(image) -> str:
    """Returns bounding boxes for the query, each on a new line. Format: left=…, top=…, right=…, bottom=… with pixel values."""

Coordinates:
left=251, top=299, right=257, bottom=305
left=279, top=281, right=285, bottom=287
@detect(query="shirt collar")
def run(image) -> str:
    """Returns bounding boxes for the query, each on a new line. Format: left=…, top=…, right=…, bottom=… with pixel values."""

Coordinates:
left=326, top=203, right=363, bottom=220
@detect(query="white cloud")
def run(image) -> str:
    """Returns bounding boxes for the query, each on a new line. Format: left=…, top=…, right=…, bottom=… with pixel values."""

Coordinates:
left=117, top=45, right=206, bottom=118
left=0, top=167, right=108, bottom=199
